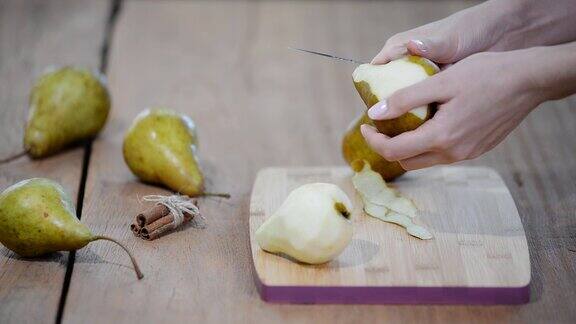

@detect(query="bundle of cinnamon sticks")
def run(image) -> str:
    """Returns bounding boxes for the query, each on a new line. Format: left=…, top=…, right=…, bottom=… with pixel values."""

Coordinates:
left=130, top=202, right=199, bottom=240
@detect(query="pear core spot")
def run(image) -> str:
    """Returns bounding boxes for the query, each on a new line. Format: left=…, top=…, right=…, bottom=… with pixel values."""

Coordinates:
left=334, top=202, right=350, bottom=219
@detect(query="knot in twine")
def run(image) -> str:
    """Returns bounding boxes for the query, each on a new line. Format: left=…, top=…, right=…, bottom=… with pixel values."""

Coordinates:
left=141, top=194, right=202, bottom=227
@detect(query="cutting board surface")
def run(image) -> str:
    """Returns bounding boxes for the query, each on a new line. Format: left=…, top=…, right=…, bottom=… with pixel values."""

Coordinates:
left=249, top=166, right=530, bottom=304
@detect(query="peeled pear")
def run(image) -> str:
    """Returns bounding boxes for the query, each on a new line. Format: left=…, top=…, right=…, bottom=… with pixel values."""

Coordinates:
left=0, top=178, right=143, bottom=279
left=352, top=55, right=439, bottom=136
left=123, top=108, right=209, bottom=197
left=342, top=113, right=406, bottom=181
left=24, top=67, right=111, bottom=158
left=256, top=183, right=353, bottom=264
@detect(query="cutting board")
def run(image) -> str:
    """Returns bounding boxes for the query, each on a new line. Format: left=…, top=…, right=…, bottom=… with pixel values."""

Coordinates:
left=249, top=166, right=530, bottom=304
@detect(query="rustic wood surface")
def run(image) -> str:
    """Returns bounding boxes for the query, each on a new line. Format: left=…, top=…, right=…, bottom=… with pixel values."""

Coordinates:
left=250, top=166, right=530, bottom=291
left=0, top=0, right=575, bottom=323
left=0, top=1, right=109, bottom=323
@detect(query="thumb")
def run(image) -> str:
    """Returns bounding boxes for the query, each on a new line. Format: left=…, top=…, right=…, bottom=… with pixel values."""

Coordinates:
left=407, top=37, right=457, bottom=64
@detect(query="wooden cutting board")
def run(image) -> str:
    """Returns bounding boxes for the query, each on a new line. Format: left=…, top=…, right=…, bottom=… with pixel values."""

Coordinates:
left=249, top=166, right=530, bottom=304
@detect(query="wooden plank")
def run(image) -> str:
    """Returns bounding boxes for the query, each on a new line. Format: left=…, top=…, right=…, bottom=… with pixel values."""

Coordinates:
left=0, top=1, right=110, bottom=323
left=250, top=166, right=530, bottom=304
left=63, top=0, right=576, bottom=323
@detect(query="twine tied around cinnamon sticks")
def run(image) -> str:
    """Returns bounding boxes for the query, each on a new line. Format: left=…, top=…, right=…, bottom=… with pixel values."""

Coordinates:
left=131, top=195, right=202, bottom=240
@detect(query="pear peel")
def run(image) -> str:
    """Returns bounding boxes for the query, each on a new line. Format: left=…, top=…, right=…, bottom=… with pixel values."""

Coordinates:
left=256, top=183, right=353, bottom=264
left=363, top=200, right=432, bottom=240
left=352, top=160, right=432, bottom=240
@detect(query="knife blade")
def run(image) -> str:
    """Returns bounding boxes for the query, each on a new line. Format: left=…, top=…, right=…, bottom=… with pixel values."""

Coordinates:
left=288, top=47, right=367, bottom=65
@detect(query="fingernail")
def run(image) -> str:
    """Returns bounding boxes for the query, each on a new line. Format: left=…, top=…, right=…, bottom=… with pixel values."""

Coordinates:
left=367, top=101, right=388, bottom=119
left=411, top=39, right=428, bottom=53
left=360, top=124, right=369, bottom=137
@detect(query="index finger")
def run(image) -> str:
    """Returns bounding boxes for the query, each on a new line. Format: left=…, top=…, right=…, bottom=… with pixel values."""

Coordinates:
left=371, top=41, right=409, bottom=65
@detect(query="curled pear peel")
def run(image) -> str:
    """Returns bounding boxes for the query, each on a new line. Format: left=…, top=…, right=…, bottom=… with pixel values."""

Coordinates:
left=352, top=160, right=432, bottom=240
left=352, top=55, right=439, bottom=137
left=123, top=108, right=229, bottom=198
left=342, top=113, right=406, bottom=181
left=256, top=183, right=353, bottom=264
left=0, top=178, right=143, bottom=280
left=23, top=67, right=111, bottom=158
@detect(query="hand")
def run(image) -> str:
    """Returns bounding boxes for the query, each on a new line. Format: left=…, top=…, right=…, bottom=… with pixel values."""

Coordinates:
left=361, top=49, right=547, bottom=170
left=371, top=1, right=515, bottom=65
left=372, top=0, right=576, bottom=65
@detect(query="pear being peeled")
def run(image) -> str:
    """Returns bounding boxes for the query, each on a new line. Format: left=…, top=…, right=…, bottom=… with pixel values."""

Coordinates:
left=0, top=178, right=143, bottom=279
left=24, top=67, right=111, bottom=158
left=256, top=183, right=353, bottom=264
left=123, top=108, right=206, bottom=197
left=353, top=56, right=439, bottom=136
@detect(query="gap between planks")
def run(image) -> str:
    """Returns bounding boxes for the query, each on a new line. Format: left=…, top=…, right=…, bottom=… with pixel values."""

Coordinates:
left=55, top=1, right=123, bottom=323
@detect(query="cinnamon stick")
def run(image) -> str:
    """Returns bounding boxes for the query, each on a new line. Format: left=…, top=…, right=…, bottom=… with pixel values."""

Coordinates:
left=130, top=223, right=141, bottom=235
left=130, top=201, right=199, bottom=241
left=137, top=204, right=170, bottom=227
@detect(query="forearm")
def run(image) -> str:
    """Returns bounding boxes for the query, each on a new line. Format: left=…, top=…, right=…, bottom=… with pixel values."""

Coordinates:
left=520, top=42, right=576, bottom=103
left=490, top=0, right=576, bottom=51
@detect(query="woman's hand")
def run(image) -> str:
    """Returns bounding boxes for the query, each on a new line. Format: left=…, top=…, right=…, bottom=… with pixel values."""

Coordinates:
left=371, top=1, right=518, bottom=65
left=372, top=0, right=576, bottom=65
left=361, top=48, right=551, bottom=170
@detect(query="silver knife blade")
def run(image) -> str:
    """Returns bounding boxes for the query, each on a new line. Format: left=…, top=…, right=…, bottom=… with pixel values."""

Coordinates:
left=289, top=47, right=366, bottom=65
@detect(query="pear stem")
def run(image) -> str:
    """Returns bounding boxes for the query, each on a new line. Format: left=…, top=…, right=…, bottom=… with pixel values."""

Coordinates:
left=200, top=192, right=231, bottom=199
left=92, top=235, right=144, bottom=280
left=0, top=150, right=27, bottom=164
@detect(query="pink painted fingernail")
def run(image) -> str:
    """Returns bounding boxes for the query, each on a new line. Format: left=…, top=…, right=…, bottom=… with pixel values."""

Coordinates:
left=367, top=101, right=388, bottom=119
left=411, top=39, right=428, bottom=53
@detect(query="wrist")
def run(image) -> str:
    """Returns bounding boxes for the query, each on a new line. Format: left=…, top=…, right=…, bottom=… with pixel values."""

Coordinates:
left=513, top=44, right=576, bottom=104
left=482, top=0, right=535, bottom=50
left=466, top=0, right=528, bottom=52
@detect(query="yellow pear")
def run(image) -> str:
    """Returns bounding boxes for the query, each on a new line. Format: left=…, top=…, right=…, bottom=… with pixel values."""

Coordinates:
left=0, top=178, right=143, bottom=279
left=123, top=108, right=210, bottom=197
left=342, top=113, right=405, bottom=181
left=24, top=67, right=110, bottom=158
left=352, top=55, right=439, bottom=136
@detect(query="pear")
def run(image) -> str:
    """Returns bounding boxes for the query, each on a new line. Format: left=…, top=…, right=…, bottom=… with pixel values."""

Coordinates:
left=352, top=55, right=439, bottom=136
left=24, top=67, right=111, bottom=158
left=0, top=178, right=143, bottom=279
left=255, top=183, right=353, bottom=264
left=342, top=113, right=406, bottom=181
left=123, top=108, right=223, bottom=197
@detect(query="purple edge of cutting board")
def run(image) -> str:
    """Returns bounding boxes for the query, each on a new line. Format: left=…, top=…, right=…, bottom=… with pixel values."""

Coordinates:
left=254, top=274, right=530, bottom=305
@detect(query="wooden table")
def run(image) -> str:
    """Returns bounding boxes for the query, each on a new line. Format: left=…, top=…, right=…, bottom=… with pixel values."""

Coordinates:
left=0, top=0, right=574, bottom=323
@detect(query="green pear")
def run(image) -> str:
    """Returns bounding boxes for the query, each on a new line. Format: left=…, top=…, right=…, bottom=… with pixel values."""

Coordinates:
left=352, top=55, right=439, bottom=136
left=24, top=67, right=111, bottom=158
left=123, top=108, right=215, bottom=197
left=0, top=178, right=143, bottom=279
left=256, top=183, right=353, bottom=264
left=342, top=113, right=406, bottom=181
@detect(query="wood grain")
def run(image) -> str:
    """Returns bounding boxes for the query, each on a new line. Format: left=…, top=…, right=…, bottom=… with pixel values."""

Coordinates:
left=250, top=166, right=530, bottom=294
left=0, top=1, right=110, bottom=323
left=62, top=0, right=576, bottom=323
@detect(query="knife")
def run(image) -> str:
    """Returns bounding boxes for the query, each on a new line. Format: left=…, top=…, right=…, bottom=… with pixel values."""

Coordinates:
left=288, top=47, right=367, bottom=65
